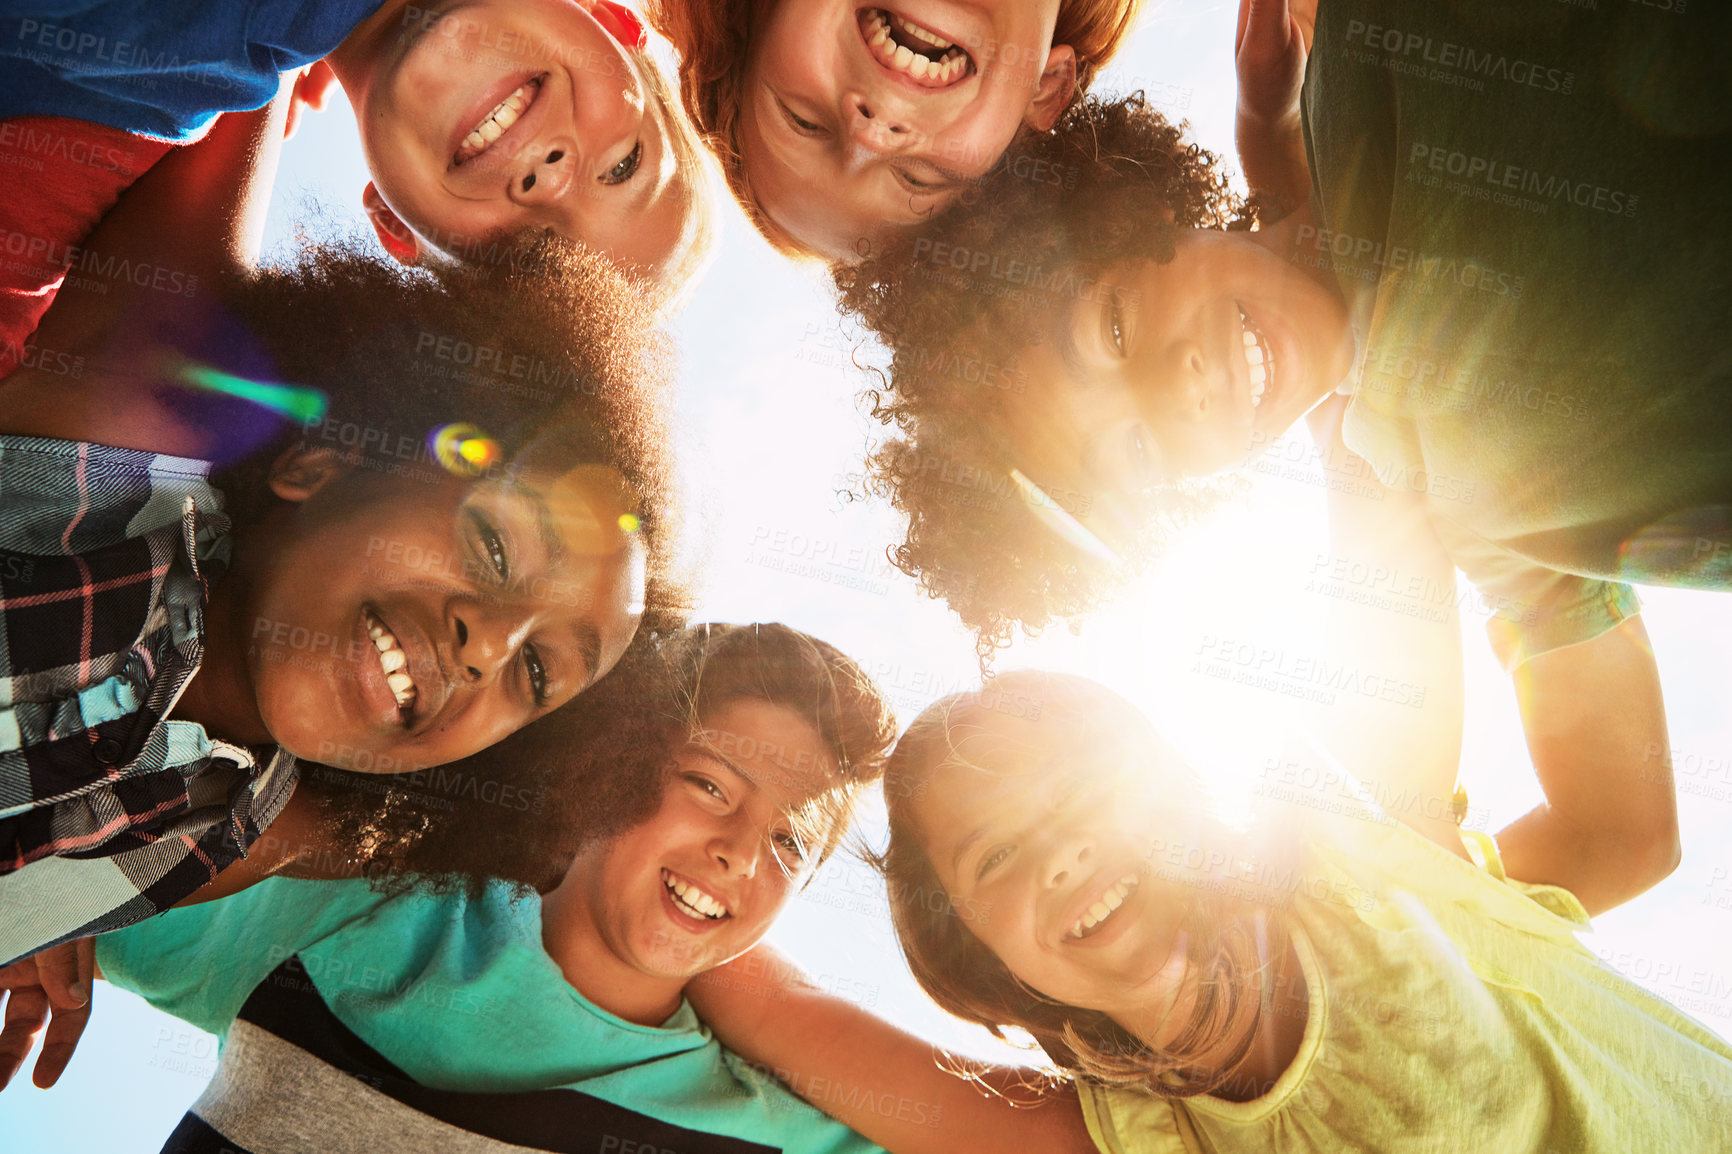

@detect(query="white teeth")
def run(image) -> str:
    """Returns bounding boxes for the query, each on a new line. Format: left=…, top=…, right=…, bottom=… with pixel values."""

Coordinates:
left=365, top=611, right=417, bottom=709
left=455, top=78, right=541, bottom=165
left=867, top=9, right=967, bottom=84
left=663, top=870, right=727, bottom=920
left=1069, top=874, right=1140, bottom=939
left=1239, top=308, right=1273, bottom=408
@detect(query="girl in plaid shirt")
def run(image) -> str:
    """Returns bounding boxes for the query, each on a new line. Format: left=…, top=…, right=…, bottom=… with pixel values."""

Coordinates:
left=0, top=87, right=686, bottom=1020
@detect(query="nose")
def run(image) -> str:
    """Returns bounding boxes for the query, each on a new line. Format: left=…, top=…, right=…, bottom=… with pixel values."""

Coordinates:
left=846, top=96, right=920, bottom=157
left=1161, top=340, right=1214, bottom=422
left=510, top=144, right=575, bottom=205
left=1041, top=829, right=1095, bottom=890
left=710, top=815, right=762, bottom=880
left=449, top=597, right=529, bottom=684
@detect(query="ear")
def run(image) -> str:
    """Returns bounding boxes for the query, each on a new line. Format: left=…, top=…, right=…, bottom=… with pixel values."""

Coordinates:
left=361, top=181, right=421, bottom=265
left=1024, top=46, right=1078, bottom=133
left=267, top=445, right=349, bottom=503
left=590, top=0, right=648, bottom=49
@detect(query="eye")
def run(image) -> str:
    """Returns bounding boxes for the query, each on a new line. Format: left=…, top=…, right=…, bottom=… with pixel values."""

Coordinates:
left=472, top=514, right=510, bottom=582
left=685, top=773, right=726, bottom=803
left=976, top=845, right=1012, bottom=881
left=777, top=97, right=827, bottom=137
left=894, top=167, right=936, bottom=191
left=600, top=142, right=642, bottom=186
left=772, top=829, right=807, bottom=860
left=1106, top=295, right=1128, bottom=356
left=523, top=642, right=549, bottom=707
left=1126, top=424, right=1163, bottom=489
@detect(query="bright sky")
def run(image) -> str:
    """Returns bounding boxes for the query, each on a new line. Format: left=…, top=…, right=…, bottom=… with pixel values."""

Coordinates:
left=7, top=2, right=1732, bottom=1146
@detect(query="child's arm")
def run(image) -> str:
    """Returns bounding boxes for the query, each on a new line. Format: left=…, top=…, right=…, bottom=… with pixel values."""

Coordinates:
left=1235, top=0, right=1314, bottom=217
left=1310, top=400, right=1676, bottom=912
left=687, top=945, right=1095, bottom=1154
left=0, top=75, right=292, bottom=457
left=1494, top=619, right=1678, bottom=913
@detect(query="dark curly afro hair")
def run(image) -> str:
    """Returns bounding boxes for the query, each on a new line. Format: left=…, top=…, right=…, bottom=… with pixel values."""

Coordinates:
left=178, top=236, right=695, bottom=895
left=835, top=93, right=1257, bottom=655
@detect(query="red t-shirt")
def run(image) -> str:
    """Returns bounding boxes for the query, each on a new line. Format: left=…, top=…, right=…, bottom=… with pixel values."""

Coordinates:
left=0, top=117, right=171, bottom=379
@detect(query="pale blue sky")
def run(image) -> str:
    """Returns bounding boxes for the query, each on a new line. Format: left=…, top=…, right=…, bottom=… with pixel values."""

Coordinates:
left=7, top=1, right=1732, bottom=1146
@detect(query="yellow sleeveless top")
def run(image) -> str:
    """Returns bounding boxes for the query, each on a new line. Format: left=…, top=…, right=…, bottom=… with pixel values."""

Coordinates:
left=1077, top=803, right=1732, bottom=1154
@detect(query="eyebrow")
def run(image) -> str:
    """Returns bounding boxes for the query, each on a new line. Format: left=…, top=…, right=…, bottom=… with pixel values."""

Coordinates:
left=521, top=486, right=568, bottom=569
left=690, top=743, right=764, bottom=795
left=572, top=621, right=603, bottom=689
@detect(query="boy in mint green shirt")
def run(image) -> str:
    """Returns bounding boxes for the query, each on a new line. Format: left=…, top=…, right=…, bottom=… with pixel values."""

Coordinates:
left=90, top=624, right=901, bottom=1154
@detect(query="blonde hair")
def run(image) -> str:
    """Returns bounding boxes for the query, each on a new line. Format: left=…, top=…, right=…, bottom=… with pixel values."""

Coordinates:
left=645, top=0, right=1147, bottom=262
left=875, top=673, right=1290, bottom=1098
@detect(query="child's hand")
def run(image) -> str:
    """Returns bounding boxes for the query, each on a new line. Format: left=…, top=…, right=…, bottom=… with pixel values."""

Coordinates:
left=283, top=61, right=338, bottom=142
left=1234, top=0, right=1311, bottom=215
left=0, top=939, right=95, bottom=1090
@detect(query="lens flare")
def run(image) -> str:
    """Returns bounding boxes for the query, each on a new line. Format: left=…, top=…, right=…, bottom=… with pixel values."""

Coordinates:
left=177, top=363, right=327, bottom=423
left=1008, top=469, right=1121, bottom=566
left=430, top=423, right=501, bottom=476
left=617, top=513, right=641, bottom=533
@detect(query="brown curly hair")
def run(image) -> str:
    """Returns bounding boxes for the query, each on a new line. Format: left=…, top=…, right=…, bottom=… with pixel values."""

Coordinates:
left=833, top=93, right=1254, bottom=653
left=315, top=622, right=898, bottom=897
left=874, top=672, right=1293, bottom=1098
left=643, top=0, right=1147, bottom=260
left=184, top=236, right=695, bottom=892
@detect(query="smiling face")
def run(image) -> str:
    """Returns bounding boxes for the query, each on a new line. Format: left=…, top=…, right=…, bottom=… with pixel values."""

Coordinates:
left=741, top=0, right=1073, bottom=261
left=345, top=0, right=687, bottom=274
left=1000, top=230, right=1354, bottom=526
left=235, top=451, right=646, bottom=775
left=572, top=698, right=844, bottom=981
left=907, top=702, right=1199, bottom=1023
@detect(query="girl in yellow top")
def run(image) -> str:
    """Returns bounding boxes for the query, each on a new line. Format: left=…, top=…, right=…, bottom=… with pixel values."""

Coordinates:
left=644, top=0, right=1144, bottom=264
left=868, top=672, right=1732, bottom=1152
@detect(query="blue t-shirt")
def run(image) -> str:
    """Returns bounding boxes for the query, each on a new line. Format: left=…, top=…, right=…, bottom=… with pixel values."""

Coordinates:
left=98, top=877, right=885, bottom=1154
left=0, top=0, right=384, bottom=140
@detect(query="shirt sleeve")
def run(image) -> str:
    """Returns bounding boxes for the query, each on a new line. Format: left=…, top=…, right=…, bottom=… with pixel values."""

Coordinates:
left=95, top=876, right=393, bottom=1038
left=1425, top=511, right=1642, bottom=671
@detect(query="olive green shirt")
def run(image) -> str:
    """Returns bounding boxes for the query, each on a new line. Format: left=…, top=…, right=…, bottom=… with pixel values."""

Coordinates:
left=1301, top=0, right=1732, bottom=667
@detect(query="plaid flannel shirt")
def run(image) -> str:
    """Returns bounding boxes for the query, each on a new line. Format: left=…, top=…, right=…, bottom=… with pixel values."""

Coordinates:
left=0, top=435, right=297, bottom=964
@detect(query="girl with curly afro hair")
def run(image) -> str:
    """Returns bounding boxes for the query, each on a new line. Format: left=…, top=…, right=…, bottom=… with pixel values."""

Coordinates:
left=834, top=91, right=1344, bottom=652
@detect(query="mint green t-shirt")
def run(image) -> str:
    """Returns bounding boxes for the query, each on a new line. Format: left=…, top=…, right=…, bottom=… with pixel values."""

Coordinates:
left=97, top=877, right=882, bottom=1154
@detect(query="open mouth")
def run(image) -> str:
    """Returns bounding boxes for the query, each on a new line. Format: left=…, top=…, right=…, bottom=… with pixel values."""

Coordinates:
left=857, top=8, right=974, bottom=87
left=454, top=75, right=545, bottom=166
left=1068, top=873, right=1139, bottom=940
left=364, top=608, right=418, bottom=714
left=1238, top=305, right=1275, bottom=410
left=662, top=869, right=730, bottom=921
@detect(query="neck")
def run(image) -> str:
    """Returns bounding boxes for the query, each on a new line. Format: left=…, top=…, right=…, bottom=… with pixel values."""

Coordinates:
left=325, top=0, right=418, bottom=101
left=169, top=554, right=270, bottom=746
left=1115, top=919, right=1309, bottom=1103
left=1251, top=204, right=1343, bottom=297
left=540, top=857, right=687, bottom=1027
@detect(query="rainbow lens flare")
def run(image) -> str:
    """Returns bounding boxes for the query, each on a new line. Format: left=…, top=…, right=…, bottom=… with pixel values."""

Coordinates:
left=177, top=363, right=327, bottom=423
left=617, top=513, right=641, bottom=533
left=430, top=423, right=501, bottom=476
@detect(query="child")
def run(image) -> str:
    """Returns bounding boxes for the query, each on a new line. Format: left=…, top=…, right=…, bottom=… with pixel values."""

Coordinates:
left=0, top=0, right=712, bottom=312
left=0, top=96, right=684, bottom=969
left=20, top=625, right=905, bottom=1151
left=863, top=671, right=1732, bottom=1151
left=837, top=5, right=1732, bottom=650
left=645, top=0, right=1142, bottom=263
left=871, top=674, right=1732, bottom=1147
